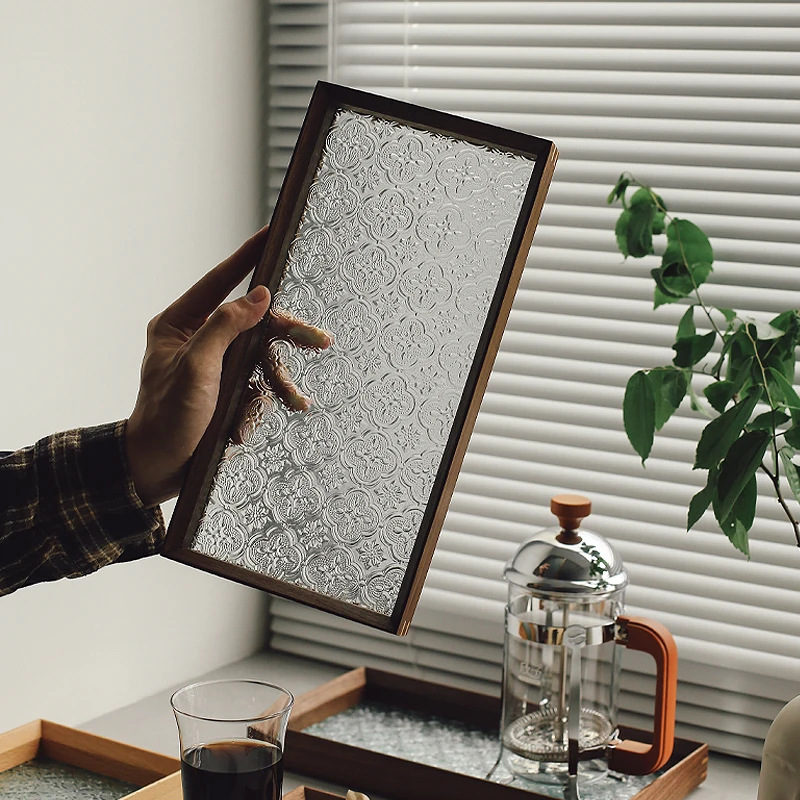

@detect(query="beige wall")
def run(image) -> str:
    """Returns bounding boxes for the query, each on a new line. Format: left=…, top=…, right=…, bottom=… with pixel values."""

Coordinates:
left=0, top=0, right=270, bottom=730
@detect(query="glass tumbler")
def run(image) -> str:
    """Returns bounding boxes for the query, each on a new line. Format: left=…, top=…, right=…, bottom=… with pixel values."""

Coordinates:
left=171, top=679, right=294, bottom=800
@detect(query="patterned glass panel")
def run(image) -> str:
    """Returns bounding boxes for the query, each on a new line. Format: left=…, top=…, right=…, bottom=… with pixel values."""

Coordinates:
left=190, top=108, right=536, bottom=615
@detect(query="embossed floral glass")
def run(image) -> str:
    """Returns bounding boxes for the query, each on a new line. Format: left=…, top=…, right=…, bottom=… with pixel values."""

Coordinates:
left=164, top=82, right=558, bottom=634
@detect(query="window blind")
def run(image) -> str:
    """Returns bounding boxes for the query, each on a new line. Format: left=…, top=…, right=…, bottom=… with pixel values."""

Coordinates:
left=265, top=0, right=800, bottom=759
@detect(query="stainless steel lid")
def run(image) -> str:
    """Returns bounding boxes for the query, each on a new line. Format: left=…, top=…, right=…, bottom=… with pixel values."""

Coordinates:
left=504, top=495, right=629, bottom=595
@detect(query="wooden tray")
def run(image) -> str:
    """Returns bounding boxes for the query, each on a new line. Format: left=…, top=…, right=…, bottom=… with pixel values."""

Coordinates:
left=0, top=719, right=181, bottom=799
left=285, top=668, right=709, bottom=800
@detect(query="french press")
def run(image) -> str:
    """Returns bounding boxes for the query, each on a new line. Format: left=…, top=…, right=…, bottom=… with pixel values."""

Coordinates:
left=498, top=495, right=677, bottom=799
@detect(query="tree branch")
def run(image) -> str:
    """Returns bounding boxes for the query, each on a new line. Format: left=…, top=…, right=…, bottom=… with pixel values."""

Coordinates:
left=760, top=463, right=800, bottom=547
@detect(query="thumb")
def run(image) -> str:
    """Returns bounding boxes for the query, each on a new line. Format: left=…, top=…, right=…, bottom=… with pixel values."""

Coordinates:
left=187, top=285, right=271, bottom=364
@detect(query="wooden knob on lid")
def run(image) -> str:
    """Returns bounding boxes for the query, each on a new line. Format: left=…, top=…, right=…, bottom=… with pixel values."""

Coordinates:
left=551, top=494, right=592, bottom=541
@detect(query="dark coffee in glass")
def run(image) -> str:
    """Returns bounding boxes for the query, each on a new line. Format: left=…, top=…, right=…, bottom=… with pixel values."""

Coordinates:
left=181, top=739, right=283, bottom=800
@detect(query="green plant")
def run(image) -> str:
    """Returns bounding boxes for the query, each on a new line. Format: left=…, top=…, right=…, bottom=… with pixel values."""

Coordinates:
left=608, top=173, right=800, bottom=555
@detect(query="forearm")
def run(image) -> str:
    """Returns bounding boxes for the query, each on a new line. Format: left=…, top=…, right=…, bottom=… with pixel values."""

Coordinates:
left=0, top=421, right=165, bottom=596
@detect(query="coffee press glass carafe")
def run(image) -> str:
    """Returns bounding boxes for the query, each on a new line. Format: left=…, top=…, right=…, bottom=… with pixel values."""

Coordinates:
left=499, top=495, right=677, bottom=799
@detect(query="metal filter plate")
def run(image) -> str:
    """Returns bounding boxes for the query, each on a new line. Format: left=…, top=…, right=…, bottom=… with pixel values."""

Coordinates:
left=503, top=707, right=613, bottom=761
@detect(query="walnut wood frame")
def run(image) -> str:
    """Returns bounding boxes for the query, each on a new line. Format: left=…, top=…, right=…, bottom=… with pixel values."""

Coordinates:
left=285, top=668, right=709, bottom=800
left=162, top=81, right=558, bottom=635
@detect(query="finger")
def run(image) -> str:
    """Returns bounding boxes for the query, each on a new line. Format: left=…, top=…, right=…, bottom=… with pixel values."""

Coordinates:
left=261, top=340, right=311, bottom=412
left=185, top=285, right=271, bottom=366
left=162, top=226, right=271, bottom=330
left=232, top=384, right=271, bottom=445
left=267, top=308, right=333, bottom=350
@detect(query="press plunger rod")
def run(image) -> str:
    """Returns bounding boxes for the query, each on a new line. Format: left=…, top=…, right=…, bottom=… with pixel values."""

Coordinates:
left=565, top=631, right=586, bottom=800
left=550, top=495, right=591, bottom=745
left=557, top=605, right=569, bottom=742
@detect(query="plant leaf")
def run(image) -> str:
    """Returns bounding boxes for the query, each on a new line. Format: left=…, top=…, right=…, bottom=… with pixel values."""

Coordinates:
left=738, top=315, right=785, bottom=340
left=770, top=309, right=800, bottom=333
left=651, top=262, right=714, bottom=305
left=784, top=425, right=800, bottom=448
left=725, top=330, right=758, bottom=390
left=779, top=445, right=800, bottom=505
left=750, top=410, right=791, bottom=431
left=627, top=186, right=667, bottom=236
left=768, top=367, right=800, bottom=422
left=653, top=285, right=676, bottom=309
left=718, top=308, right=737, bottom=325
left=694, top=388, right=762, bottom=469
left=650, top=266, right=688, bottom=300
left=715, top=430, right=770, bottom=524
left=663, top=218, right=714, bottom=277
left=732, top=472, right=758, bottom=532
left=686, top=380, right=714, bottom=418
left=624, top=371, right=656, bottom=464
left=652, top=219, right=714, bottom=302
left=607, top=174, right=632, bottom=206
left=648, top=367, right=688, bottom=430
left=626, top=202, right=657, bottom=258
left=669, top=216, right=707, bottom=249
left=725, top=517, right=750, bottom=557
left=629, top=186, right=653, bottom=207
left=764, top=324, right=799, bottom=385
left=715, top=474, right=756, bottom=557
left=769, top=312, right=800, bottom=380
left=615, top=210, right=631, bottom=258
left=704, top=360, right=751, bottom=413
left=704, top=380, right=736, bottom=414
left=687, top=468, right=717, bottom=531
left=672, top=331, right=716, bottom=368
left=677, top=306, right=696, bottom=340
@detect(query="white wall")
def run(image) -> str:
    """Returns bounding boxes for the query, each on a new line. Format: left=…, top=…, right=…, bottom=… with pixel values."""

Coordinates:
left=0, top=0, right=271, bottom=731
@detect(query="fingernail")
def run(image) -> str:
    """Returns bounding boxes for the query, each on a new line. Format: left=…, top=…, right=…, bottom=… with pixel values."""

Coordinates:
left=288, top=394, right=311, bottom=412
left=246, top=285, right=268, bottom=304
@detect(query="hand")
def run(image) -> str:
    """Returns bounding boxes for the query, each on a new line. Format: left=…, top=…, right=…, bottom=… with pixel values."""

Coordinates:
left=125, top=227, right=331, bottom=507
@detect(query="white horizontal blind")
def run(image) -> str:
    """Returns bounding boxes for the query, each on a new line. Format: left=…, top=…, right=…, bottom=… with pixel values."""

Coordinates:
left=265, top=0, right=331, bottom=213
left=266, top=0, right=800, bottom=758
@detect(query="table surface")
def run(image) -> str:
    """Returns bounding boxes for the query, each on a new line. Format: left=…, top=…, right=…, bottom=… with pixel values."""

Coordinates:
left=80, top=649, right=762, bottom=800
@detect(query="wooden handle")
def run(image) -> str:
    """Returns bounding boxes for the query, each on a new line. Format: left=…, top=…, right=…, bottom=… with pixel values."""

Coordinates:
left=609, top=615, right=678, bottom=775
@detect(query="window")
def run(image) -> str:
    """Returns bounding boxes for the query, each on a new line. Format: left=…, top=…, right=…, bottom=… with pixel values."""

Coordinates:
left=266, top=0, right=800, bottom=758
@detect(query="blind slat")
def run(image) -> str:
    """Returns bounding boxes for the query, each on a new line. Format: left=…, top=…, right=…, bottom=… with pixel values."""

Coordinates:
left=337, top=44, right=800, bottom=74
left=339, top=22, right=800, bottom=50
left=336, top=65, right=800, bottom=99
left=346, top=1, right=800, bottom=27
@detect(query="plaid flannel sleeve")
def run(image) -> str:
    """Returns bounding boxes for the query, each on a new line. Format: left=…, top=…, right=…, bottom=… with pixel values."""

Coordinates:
left=0, top=420, right=165, bottom=596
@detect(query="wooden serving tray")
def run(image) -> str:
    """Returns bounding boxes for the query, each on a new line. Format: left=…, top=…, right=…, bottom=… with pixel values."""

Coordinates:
left=0, top=719, right=181, bottom=799
left=285, top=668, right=708, bottom=800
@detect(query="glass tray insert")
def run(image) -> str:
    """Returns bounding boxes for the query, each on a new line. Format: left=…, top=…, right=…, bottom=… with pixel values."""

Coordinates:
left=0, top=756, right=139, bottom=799
left=306, top=699, right=664, bottom=799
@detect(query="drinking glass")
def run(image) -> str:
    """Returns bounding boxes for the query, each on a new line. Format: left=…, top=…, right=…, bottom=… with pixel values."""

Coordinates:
left=171, top=679, right=294, bottom=800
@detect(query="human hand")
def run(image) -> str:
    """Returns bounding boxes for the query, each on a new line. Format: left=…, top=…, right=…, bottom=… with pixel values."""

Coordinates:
left=125, top=227, right=331, bottom=507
